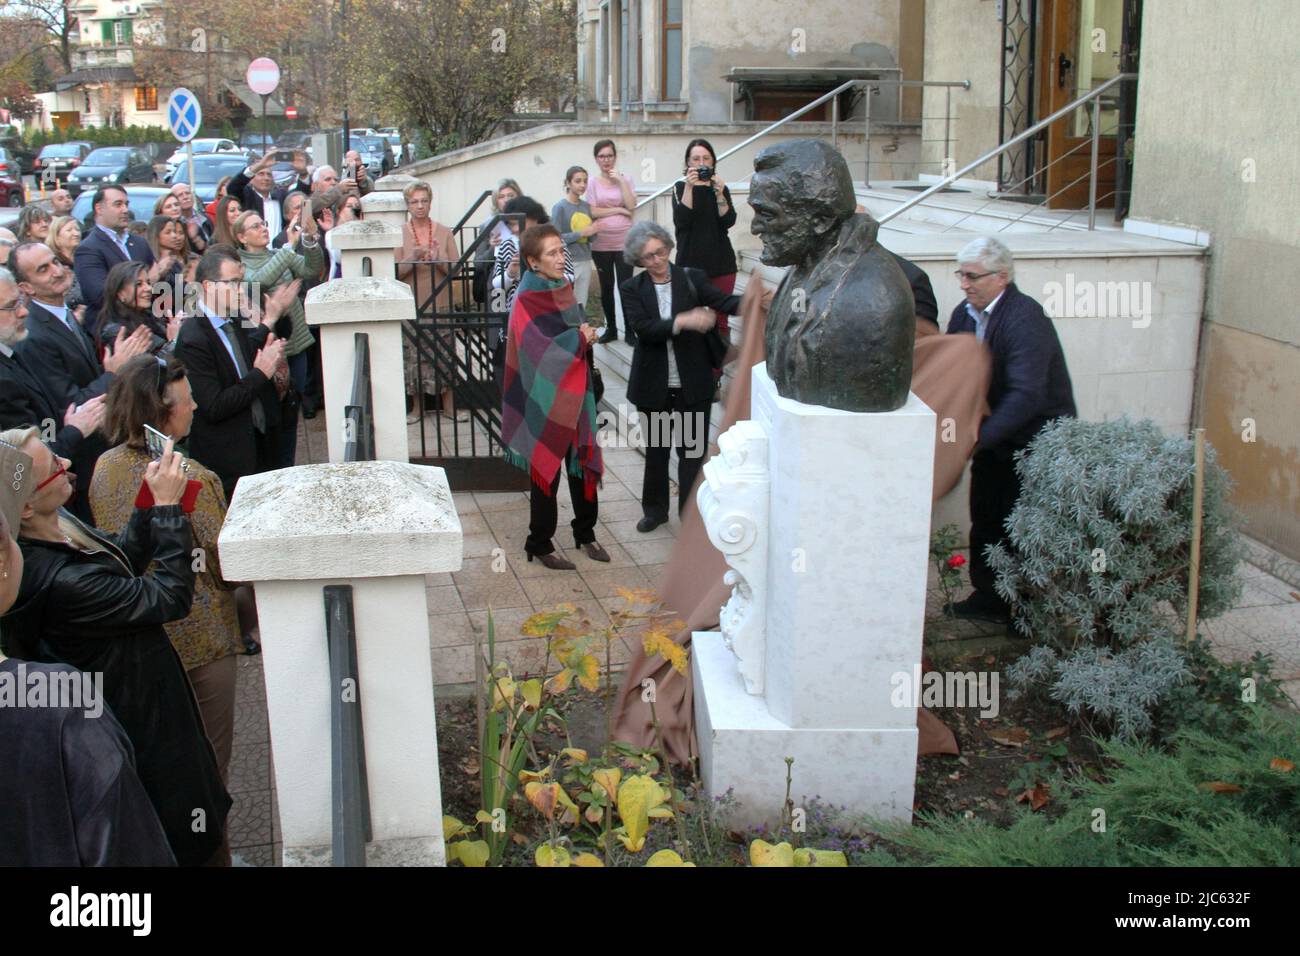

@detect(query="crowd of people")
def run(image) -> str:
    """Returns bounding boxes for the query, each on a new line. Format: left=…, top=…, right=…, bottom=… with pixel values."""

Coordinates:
left=0, top=145, right=378, bottom=863
left=0, top=130, right=1077, bottom=863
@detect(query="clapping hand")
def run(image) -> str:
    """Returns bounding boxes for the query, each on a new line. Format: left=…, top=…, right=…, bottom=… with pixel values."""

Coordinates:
left=262, top=280, right=302, bottom=326
left=252, top=336, right=286, bottom=378
left=579, top=323, right=599, bottom=346
left=144, top=437, right=188, bottom=507
left=103, top=325, right=153, bottom=372
left=64, top=396, right=106, bottom=436
left=674, top=307, right=716, bottom=334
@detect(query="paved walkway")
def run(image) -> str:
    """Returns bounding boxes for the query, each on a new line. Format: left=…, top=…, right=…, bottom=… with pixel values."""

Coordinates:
left=224, top=414, right=1300, bottom=865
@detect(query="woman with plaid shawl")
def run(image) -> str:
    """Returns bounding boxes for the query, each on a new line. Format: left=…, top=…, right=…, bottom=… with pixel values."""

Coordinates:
left=501, top=225, right=611, bottom=571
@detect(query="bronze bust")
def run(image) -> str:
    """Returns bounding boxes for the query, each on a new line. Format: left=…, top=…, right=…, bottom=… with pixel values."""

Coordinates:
left=749, top=139, right=914, bottom=412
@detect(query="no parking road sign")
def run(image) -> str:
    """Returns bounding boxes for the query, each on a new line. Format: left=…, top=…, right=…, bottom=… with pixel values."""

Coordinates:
left=167, top=88, right=202, bottom=142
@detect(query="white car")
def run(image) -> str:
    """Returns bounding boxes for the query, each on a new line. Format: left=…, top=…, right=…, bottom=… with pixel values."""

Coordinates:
left=163, top=138, right=242, bottom=178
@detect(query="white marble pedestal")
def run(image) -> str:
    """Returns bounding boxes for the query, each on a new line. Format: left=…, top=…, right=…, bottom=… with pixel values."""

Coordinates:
left=692, top=363, right=935, bottom=827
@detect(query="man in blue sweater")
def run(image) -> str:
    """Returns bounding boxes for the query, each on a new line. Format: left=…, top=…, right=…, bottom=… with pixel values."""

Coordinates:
left=945, top=237, right=1076, bottom=623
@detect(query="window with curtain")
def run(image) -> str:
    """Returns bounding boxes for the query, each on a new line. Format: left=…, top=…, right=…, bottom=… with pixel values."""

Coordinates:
left=661, top=0, right=681, bottom=100
left=135, top=86, right=158, bottom=111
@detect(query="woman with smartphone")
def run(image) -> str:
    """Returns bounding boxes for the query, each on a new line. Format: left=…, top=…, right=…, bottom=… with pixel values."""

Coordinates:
left=0, top=421, right=232, bottom=865
left=89, top=354, right=245, bottom=795
left=672, top=138, right=737, bottom=395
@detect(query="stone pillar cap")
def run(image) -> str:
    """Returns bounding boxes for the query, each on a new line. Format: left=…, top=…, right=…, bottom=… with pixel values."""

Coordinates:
left=219, top=461, right=463, bottom=580
left=328, top=219, right=404, bottom=250
left=305, top=276, right=413, bottom=326
left=374, top=173, right=422, bottom=192
left=361, top=191, right=410, bottom=213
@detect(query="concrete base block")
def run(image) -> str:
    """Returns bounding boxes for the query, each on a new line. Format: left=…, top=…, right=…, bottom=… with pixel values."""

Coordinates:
left=283, top=835, right=445, bottom=867
left=693, top=633, right=918, bottom=829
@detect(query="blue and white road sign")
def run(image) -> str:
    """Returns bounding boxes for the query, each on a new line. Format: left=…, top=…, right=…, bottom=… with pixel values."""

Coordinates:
left=167, top=88, right=202, bottom=142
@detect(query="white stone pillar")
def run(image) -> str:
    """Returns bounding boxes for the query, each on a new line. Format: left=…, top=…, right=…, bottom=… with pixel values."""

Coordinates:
left=374, top=173, right=422, bottom=193
left=305, top=277, right=412, bottom=463
left=692, top=363, right=935, bottom=826
left=329, top=219, right=402, bottom=280
left=218, top=461, right=464, bottom=865
left=360, top=190, right=409, bottom=230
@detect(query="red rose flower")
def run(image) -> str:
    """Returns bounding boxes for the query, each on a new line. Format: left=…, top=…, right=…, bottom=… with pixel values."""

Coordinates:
left=946, top=554, right=966, bottom=569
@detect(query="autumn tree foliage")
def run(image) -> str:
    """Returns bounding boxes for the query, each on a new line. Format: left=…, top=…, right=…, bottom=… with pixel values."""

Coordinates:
left=131, top=0, right=338, bottom=124
left=344, top=0, right=578, bottom=154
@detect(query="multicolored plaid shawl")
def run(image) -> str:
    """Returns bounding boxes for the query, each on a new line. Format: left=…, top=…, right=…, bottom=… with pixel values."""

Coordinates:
left=501, top=271, right=603, bottom=499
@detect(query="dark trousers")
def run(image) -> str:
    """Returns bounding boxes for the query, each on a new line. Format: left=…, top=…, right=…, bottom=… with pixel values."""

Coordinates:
left=639, top=389, right=712, bottom=521
left=968, top=448, right=1022, bottom=602
left=527, top=465, right=599, bottom=556
left=591, top=250, right=632, bottom=335
left=279, top=352, right=309, bottom=469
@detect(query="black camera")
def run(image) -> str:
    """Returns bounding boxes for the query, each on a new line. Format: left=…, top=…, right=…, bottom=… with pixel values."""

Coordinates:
left=695, top=165, right=713, bottom=181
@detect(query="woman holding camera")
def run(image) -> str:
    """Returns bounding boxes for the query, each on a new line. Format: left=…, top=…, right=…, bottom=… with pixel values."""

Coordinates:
left=672, top=139, right=738, bottom=381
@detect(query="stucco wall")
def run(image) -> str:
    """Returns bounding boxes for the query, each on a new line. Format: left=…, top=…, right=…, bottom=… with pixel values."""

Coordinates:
left=1129, top=0, right=1300, bottom=558
left=920, top=0, right=1002, bottom=180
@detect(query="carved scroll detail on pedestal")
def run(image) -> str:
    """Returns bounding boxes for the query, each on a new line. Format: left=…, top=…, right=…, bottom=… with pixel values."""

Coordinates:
left=696, top=420, right=769, bottom=695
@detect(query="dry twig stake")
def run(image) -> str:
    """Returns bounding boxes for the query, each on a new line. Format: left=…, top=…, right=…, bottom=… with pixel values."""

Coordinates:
left=1186, top=428, right=1206, bottom=643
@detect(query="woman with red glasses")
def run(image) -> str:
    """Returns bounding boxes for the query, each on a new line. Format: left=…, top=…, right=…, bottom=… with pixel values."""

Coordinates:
left=0, top=423, right=232, bottom=866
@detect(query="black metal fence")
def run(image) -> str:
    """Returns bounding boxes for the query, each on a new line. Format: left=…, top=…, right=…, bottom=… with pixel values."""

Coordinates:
left=324, top=584, right=372, bottom=866
left=343, top=332, right=375, bottom=463
left=399, top=192, right=528, bottom=489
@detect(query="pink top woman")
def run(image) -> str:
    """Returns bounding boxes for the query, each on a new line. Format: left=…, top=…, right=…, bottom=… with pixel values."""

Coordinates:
left=585, top=170, right=636, bottom=253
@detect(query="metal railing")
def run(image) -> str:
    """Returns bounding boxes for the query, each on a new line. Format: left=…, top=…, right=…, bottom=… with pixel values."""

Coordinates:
left=343, top=332, right=375, bottom=463
left=325, top=584, right=372, bottom=866
left=878, top=72, right=1137, bottom=232
left=634, top=77, right=971, bottom=211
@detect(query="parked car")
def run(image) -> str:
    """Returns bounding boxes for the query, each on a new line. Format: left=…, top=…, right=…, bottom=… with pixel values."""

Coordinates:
left=34, top=141, right=93, bottom=180
left=167, top=153, right=254, bottom=204
left=0, top=150, right=23, bottom=207
left=163, top=138, right=242, bottom=178
left=352, top=135, right=393, bottom=179
left=64, top=147, right=156, bottom=197
left=0, top=134, right=35, bottom=176
left=240, top=131, right=274, bottom=154
left=69, top=184, right=172, bottom=229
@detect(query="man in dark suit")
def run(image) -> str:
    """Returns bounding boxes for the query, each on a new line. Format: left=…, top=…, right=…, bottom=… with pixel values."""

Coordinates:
left=945, top=236, right=1077, bottom=623
left=0, top=265, right=113, bottom=521
left=621, top=221, right=739, bottom=533
left=9, top=242, right=151, bottom=410
left=175, top=245, right=288, bottom=499
left=73, top=185, right=156, bottom=317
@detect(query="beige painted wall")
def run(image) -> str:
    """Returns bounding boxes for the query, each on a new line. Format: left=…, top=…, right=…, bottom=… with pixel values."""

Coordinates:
left=920, top=0, right=1002, bottom=180
left=577, top=0, right=914, bottom=123
left=1129, top=0, right=1300, bottom=558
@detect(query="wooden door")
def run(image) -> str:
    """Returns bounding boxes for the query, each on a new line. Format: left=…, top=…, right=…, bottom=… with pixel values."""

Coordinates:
left=1041, top=0, right=1122, bottom=209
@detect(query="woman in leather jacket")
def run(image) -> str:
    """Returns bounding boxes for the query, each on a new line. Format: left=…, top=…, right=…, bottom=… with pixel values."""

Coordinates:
left=0, top=425, right=232, bottom=866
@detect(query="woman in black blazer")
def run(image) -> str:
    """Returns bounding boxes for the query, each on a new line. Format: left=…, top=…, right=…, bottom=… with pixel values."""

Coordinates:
left=620, top=221, right=739, bottom=532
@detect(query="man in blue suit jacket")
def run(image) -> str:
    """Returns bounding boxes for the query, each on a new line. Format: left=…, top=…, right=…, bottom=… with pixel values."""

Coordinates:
left=945, top=236, right=1076, bottom=623
left=73, top=185, right=155, bottom=318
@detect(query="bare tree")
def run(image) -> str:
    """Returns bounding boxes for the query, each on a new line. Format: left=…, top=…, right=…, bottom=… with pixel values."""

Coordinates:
left=2, top=0, right=79, bottom=73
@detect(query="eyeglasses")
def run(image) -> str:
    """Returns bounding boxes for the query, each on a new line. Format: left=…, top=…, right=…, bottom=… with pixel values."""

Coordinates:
left=596, top=152, right=615, bottom=160
left=642, top=247, right=671, bottom=261
left=954, top=270, right=997, bottom=282
left=35, top=452, right=67, bottom=492
left=0, top=294, right=23, bottom=315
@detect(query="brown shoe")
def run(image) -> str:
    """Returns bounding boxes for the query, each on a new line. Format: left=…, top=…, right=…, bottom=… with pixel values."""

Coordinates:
left=528, top=551, right=576, bottom=571
left=581, top=541, right=611, bottom=563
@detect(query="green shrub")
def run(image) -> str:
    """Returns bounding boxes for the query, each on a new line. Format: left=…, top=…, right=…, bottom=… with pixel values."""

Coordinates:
left=878, top=711, right=1300, bottom=866
left=992, top=417, right=1244, bottom=739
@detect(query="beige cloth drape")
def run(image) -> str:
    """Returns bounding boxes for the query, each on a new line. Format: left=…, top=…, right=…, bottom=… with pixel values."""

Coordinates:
left=610, top=281, right=992, bottom=764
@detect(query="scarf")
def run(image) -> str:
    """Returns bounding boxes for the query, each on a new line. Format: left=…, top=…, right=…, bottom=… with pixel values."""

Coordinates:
left=500, top=270, right=602, bottom=499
